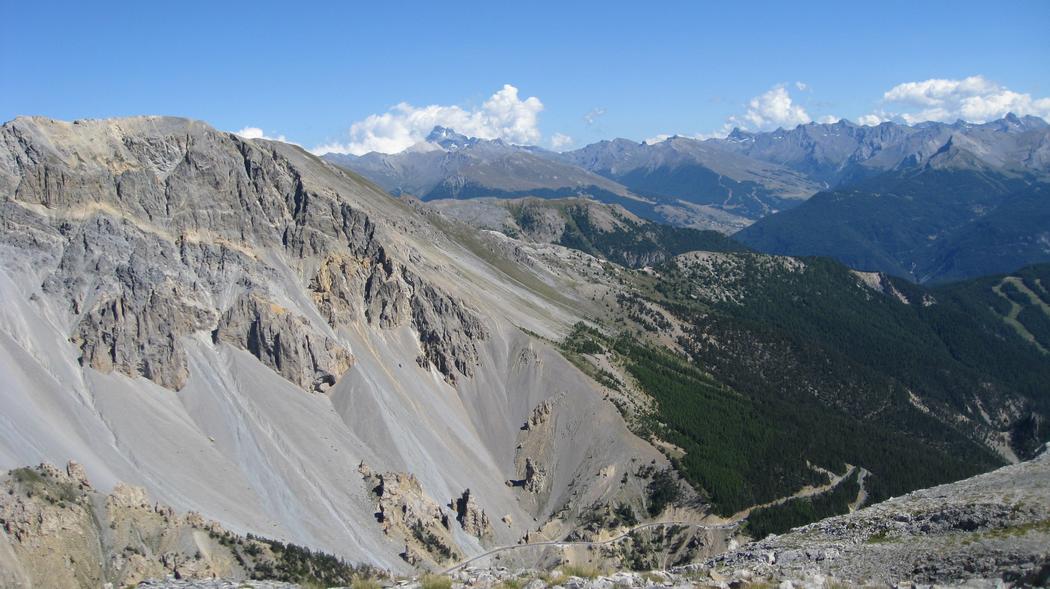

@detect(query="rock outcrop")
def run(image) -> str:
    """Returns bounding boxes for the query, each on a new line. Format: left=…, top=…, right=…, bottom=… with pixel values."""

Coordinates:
left=512, top=399, right=557, bottom=499
left=0, top=463, right=233, bottom=587
left=309, top=249, right=489, bottom=384
left=522, top=457, right=548, bottom=494
left=64, top=460, right=90, bottom=489
left=405, top=271, right=488, bottom=382
left=524, top=399, right=553, bottom=430
left=71, top=281, right=216, bottom=391
left=359, top=462, right=462, bottom=567
left=452, top=489, right=493, bottom=539
left=213, top=294, right=354, bottom=391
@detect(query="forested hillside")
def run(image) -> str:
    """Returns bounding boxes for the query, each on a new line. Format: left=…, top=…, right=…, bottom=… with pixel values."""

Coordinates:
left=567, top=257, right=1050, bottom=520
left=736, top=169, right=1050, bottom=283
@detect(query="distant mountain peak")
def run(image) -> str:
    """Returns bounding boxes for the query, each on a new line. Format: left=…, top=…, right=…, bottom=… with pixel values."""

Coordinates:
left=1021, top=114, right=1049, bottom=128
left=425, top=126, right=477, bottom=150
left=727, top=127, right=753, bottom=142
left=924, top=134, right=989, bottom=171
left=992, top=112, right=1049, bottom=132
left=992, top=112, right=1029, bottom=133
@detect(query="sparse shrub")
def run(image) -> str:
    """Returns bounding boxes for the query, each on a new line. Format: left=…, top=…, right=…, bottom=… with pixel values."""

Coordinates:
left=421, top=574, right=452, bottom=589
left=11, top=467, right=43, bottom=486
left=351, top=575, right=382, bottom=589
left=645, top=469, right=681, bottom=517
left=561, top=564, right=600, bottom=579
left=614, top=502, right=638, bottom=527
left=410, top=522, right=454, bottom=561
left=865, top=531, right=892, bottom=544
left=540, top=570, right=567, bottom=586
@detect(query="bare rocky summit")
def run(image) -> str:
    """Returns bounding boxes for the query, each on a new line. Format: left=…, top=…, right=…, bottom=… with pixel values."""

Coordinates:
left=1, top=115, right=485, bottom=390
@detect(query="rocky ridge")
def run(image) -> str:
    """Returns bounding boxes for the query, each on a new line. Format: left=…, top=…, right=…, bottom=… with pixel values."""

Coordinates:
left=0, top=115, right=487, bottom=390
left=697, top=444, right=1050, bottom=586
left=428, top=196, right=747, bottom=268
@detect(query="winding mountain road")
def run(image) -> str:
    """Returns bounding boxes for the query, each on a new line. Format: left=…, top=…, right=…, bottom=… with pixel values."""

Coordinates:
left=442, top=466, right=861, bottom=574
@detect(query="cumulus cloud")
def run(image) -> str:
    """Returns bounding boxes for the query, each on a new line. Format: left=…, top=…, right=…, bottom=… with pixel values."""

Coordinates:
left=584, top=107, right=606, bottom=125
left=313, top=84, right=544, bottom=155
left=234, top=127, right=295, bottom=144
left=818, top=115, right=840, bottom=124
left=736, top=85, right=812, bottom=130
left=645, top=84, right=816, bottom=142
left=550, top=133, right=574, bottom=151
left=657, top=84, right=813, bottom=141
left=862, top=76, right=1050, bottom=125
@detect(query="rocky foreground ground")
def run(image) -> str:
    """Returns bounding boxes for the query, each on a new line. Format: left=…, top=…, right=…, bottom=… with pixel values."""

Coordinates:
left=695, top=443, right=1050, bottom=587
left=129, top=445, right=1050, bottom=589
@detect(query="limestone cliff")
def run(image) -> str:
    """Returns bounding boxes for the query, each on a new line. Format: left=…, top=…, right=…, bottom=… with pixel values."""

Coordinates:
left=0, top=116, right=486, bottom=390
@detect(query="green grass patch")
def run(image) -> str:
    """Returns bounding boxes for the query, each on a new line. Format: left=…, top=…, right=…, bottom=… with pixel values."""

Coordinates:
left=351, top=576, right=382, bottom=589
left=979, top=518, right=1050, bottom=540
left=11, top=467, right=44, bottom=486
left=865, top=531, right=894, bottom=544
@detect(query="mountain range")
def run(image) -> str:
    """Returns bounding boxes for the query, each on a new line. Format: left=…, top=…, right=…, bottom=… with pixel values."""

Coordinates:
left=326, top=114, right=1050, bottom=282
left=1, top=115, right=1049, bottom=584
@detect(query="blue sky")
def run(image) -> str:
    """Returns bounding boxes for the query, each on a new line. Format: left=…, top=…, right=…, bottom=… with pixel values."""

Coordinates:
left=3, top=1, right=1048, bottom=153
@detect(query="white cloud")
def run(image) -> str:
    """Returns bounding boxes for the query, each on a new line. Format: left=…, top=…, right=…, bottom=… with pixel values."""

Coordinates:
left=855, top=112, right=891, bottom=126
left=869, top=75, right=1050, bottom=124
left=584, top=107, right=606, bottom=125
left=234, top=127, right=294, bottom=144
left=313, top=84, right=544, bottom=155
left=648, top=84, right=815, bottom=142
left=693, top=130, right=732, bottom=141
left=737, top=85, right=812, bottom=129
left=550, top=133, right=574, bottom=151
left=818, top=115, right=840, bottom=124
left=234, top=127, right=265, bottom=139
left=795, top=81, right=809, bottom=91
